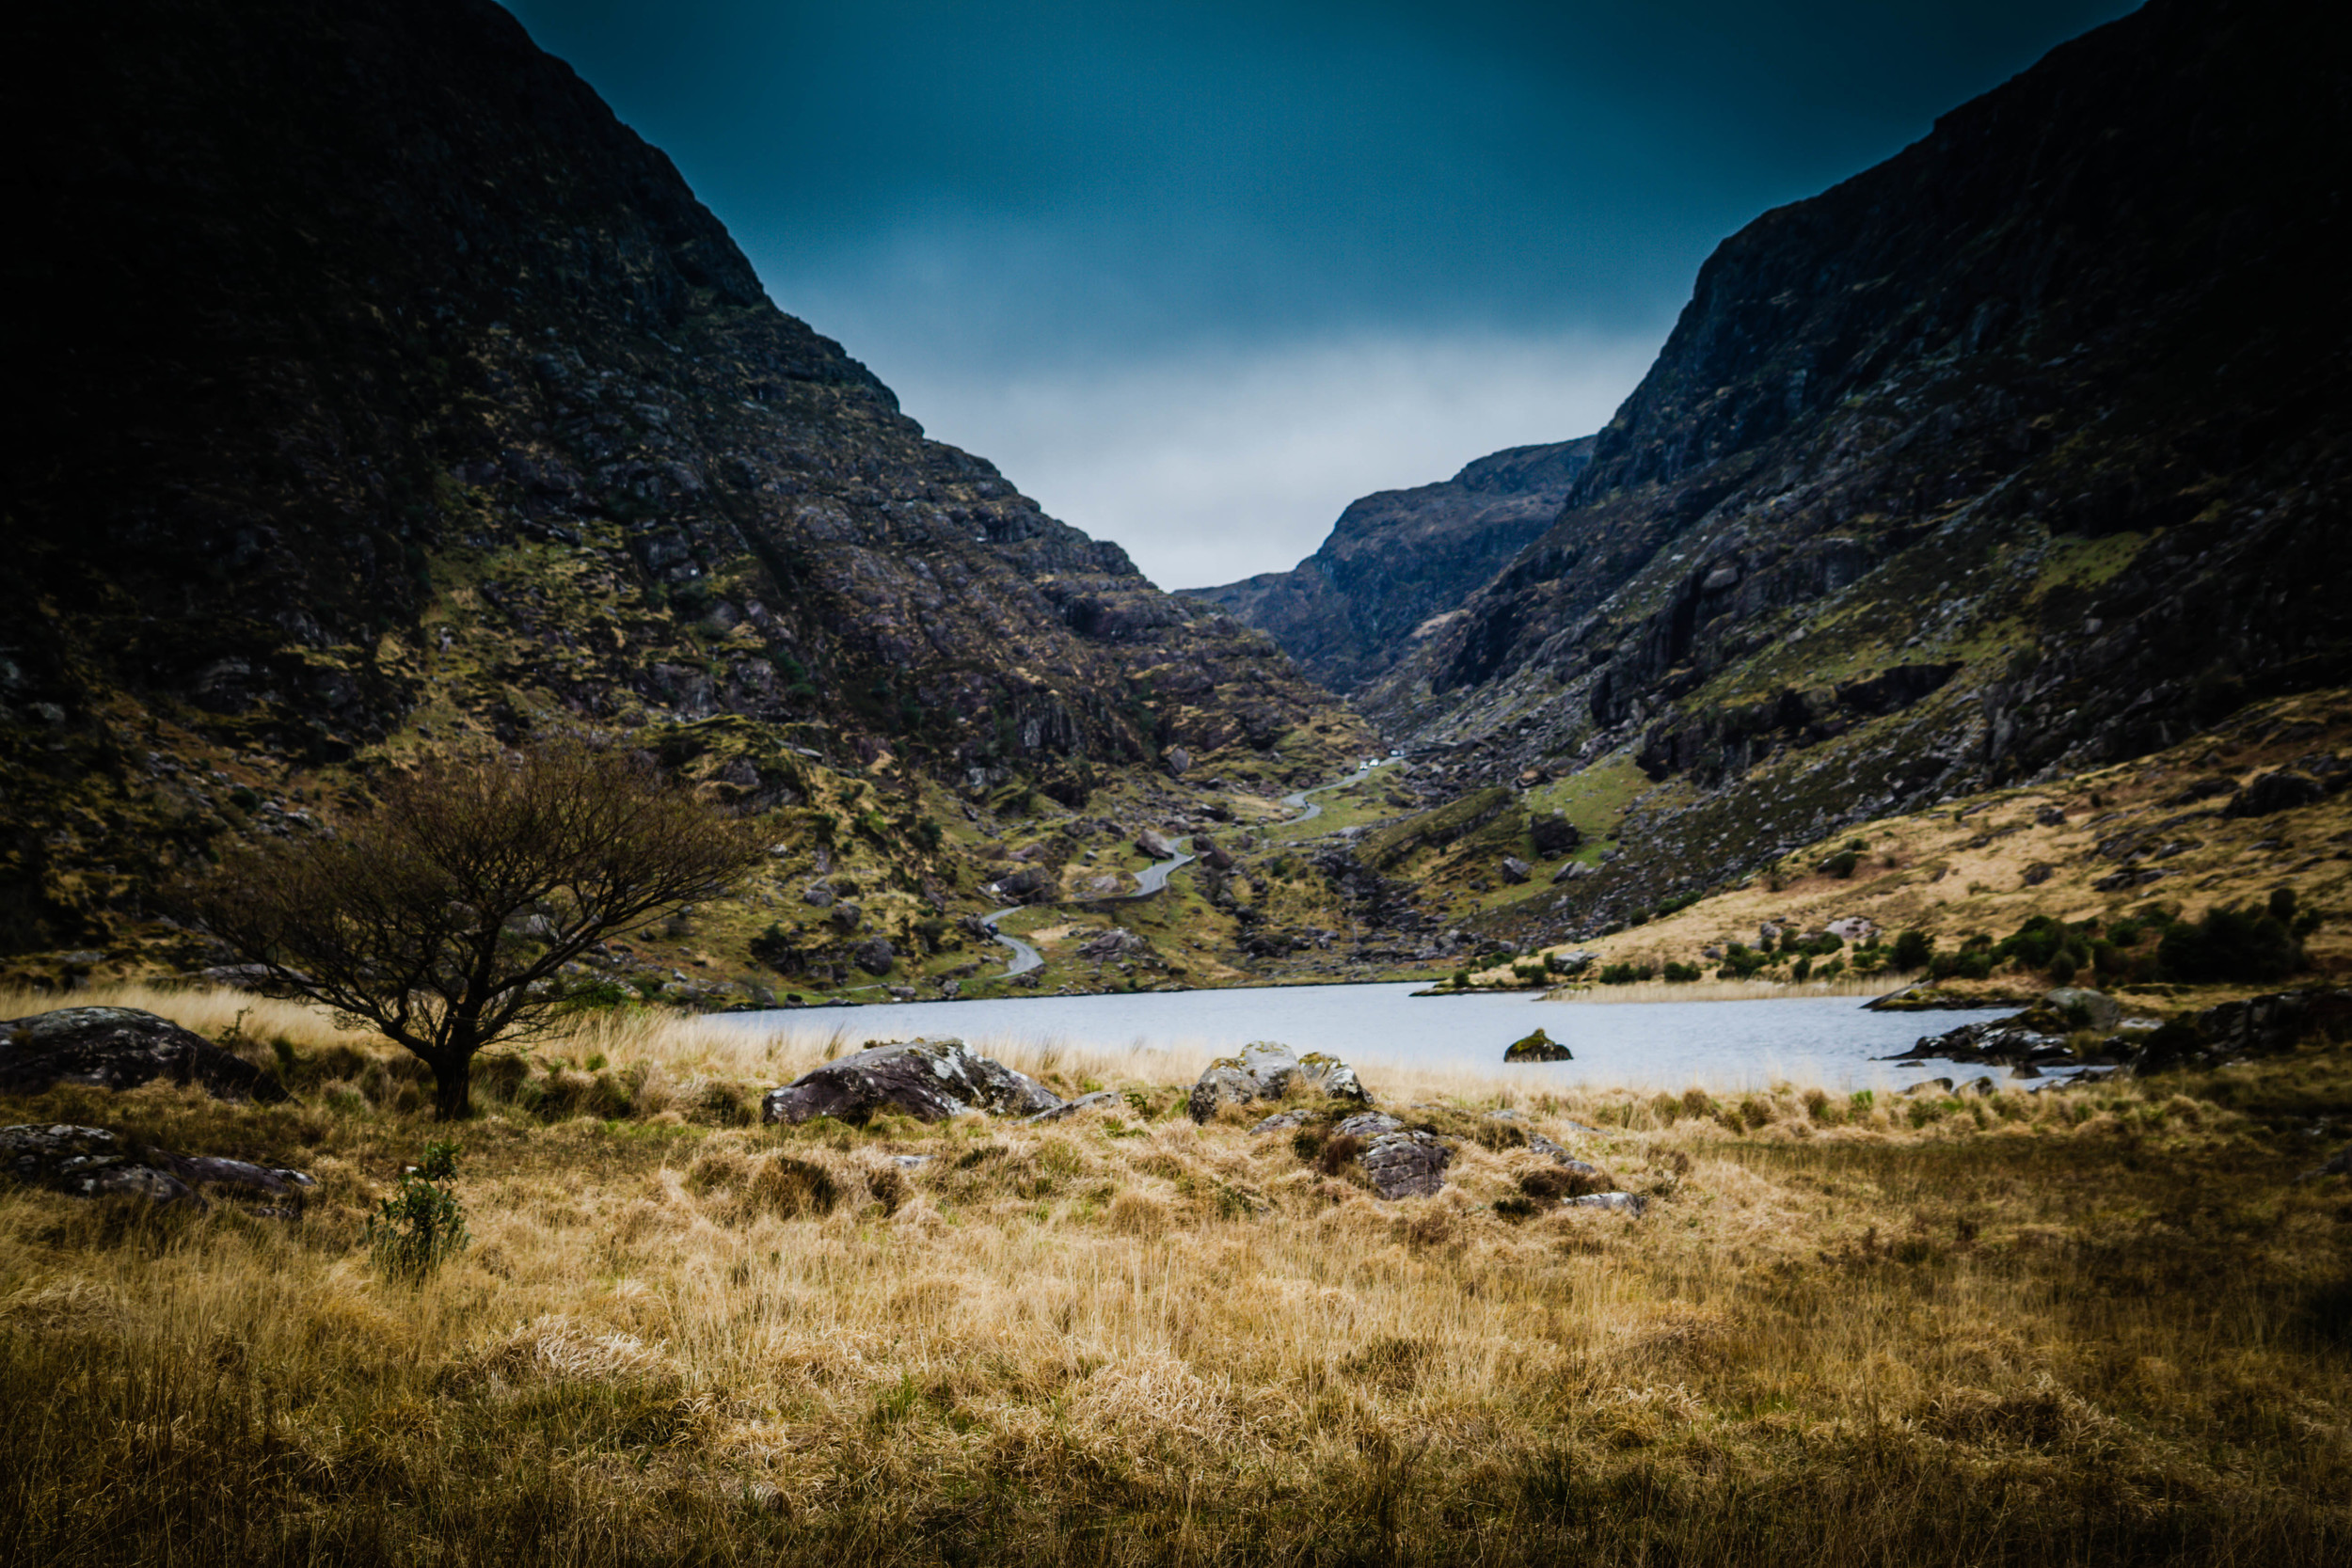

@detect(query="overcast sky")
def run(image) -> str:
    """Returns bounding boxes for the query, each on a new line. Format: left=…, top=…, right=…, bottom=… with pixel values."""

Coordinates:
left=507, top=0, right=2137, bottom=587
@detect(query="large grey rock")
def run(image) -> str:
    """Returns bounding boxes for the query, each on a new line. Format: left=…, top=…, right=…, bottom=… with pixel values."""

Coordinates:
left=0, top=1007, right=285, bottom=1101
left=2, top=1123, right=313, bottom=1207
left=1136, top=828, right=1178, bottom=859
left=1185, top=1041, right=1371, bottom=1122
left=1360, top=1131, right=1449, bottom=1199
left=2043, top=987, right=2122, bottom=1030
left=762, top=1038, right=1062, bottom=1125
left=1334, top=1111, right=1403, bottom=1139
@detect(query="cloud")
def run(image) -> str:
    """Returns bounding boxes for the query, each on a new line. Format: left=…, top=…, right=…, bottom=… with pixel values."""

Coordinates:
left=879, top=329, right=1660, bottom=589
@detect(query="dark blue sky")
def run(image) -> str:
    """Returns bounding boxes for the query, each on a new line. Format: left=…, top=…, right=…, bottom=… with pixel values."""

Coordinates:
left=508, top=0, right=2138, bottom=585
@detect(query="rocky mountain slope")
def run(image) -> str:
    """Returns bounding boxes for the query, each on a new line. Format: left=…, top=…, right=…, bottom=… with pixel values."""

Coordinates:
left=0, top=0, right=1370, bottom=984
left=1187, top=438, right=1593, bottom=694
left=1348, top=0, right=2352, bottom=945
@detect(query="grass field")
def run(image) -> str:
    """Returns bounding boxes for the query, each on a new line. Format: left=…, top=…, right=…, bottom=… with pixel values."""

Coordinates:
left=2, top=986, right=2348, bottom=1565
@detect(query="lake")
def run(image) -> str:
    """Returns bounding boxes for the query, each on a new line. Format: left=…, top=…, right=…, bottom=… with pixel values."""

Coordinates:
left=720, top=983, right=2020, bottom=1093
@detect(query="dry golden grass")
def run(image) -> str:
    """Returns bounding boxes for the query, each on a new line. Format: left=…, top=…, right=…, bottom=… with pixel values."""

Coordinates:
left=2, top=990, right=2349, bottom=1564
left=1543, top=974, right=1912, bottom=1005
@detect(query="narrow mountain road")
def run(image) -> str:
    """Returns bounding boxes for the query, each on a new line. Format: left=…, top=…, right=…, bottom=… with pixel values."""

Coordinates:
left=978, top=760, right=1390, bottom=979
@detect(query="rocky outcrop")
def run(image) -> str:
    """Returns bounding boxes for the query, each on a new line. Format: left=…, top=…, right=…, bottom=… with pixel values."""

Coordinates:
left=2, top=1123, right=314, bottom=1208
left=0, top=1008, right=286, bottom=1101
left=761, top=1038, right=1062, bottom=1124
left=1190, top=439, right=1595, bottom=694
left=1185, top=1042, right=1371, bottom=1122
left=1349, top=0, right=2352, bottom=946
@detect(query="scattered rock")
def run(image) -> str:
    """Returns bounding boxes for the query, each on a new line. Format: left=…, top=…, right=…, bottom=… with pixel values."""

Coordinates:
left=1249, top=1109, right=1308, bottom=1134
left=1568, top=1191, right=1648, bottom=1215
left=1504, top=1028, right=1571, bottom=1062
left=1076, top=927, right=1149, bottom=961
left=0, top=1007, right=286, bottom=1101
left=1360, top=1131, right=1449, bottom=1199
left=2021, top=862, right=2056, bottom=886
left=2091, top=867, right=2170, bottom=892
left=1185, top=1042, right=1371, bottom=1122
left=762, top=1038, right=1063, bottom=1124
left=1024, top=1089, right=1121, bottom=1125
left=2, top=1122, right=313, bottom=1208
left=1549, top=861, right=1595, bottom=884
left=2035, top=803, right=2067, bottom=826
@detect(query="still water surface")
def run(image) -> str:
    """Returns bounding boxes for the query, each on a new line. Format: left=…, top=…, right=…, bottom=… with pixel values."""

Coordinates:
left=723, top=983, right=2013, bottom=1093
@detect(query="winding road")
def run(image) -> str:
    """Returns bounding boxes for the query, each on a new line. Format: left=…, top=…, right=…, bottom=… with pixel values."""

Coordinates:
left=977, top=759, right=1392, bottom=979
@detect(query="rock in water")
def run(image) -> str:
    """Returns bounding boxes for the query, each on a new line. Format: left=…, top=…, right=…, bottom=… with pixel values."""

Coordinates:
left=1504, top=1028, right=1572, bottom=1062
left=1186, top=1041, right=1370, bottom=1122
left=0, top=1007, right=286, bottom=1101
left=1361, top=1131, right=1450, bottom=1199
left=761, top=1038, right=1062, bottom=1124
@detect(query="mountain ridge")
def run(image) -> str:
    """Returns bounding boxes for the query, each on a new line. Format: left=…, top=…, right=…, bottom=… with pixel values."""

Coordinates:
left=1333, top=0, right=2352, bottom=945
left=1186, top=436, right=1595, bottom=694
left=0, top=0, right=1373, bottom=980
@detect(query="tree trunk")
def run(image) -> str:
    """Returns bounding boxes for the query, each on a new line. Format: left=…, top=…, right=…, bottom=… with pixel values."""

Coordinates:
left=430, top=1053, right=474, bottom=1119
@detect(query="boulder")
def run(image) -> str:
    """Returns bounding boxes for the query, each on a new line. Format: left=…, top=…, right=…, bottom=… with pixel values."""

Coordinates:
left=1549, top=860, right=1594, bottom=884
left=1529, top=814, right=1581, bottom=859
left=1185, top=1041, right=1371, bottom=1122
left=1193, top=834, right=1236, bottom=871
left=849, top=938, right=897, bottom=975
left=1335, top=1110, right=1403, bottom=1138
left=1077, top=927, right=1149, bottom=961
left=1361, top=1131, right=1449, bottom=1199
left=1824, top=917, right=1879, bottom=943
left=2224, top=770, right=2326, bottom=817
left=0, top=1007, right=286, bottom=1101
left=1504, top=1028, right=1572, bottom=1062
left=1136, top=828, right=1178, bottom=859
left=2043, top=987, right=2122, bottom=1030
left=2, top=1123, right=313, bottom=1207
left=1249, top=1109, right=1308, bottom=1134
left=1498, top=855, right=1533, bottom=885
left=761, top=1038, right=1063, bottom=1124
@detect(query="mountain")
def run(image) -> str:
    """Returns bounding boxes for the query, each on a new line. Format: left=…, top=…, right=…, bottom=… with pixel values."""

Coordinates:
left=1186, top=437, right=1595, bottom=694
left=1347, top=0, right=2352, bottom=942
left=0, top=0, right=1369, bottom=975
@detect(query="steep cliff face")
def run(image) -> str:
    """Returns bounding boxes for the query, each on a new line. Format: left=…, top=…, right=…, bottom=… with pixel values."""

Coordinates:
left=0, top=0, right=1366, bottom=959
left=1355, top=0, right=2352, bottom=941
left=1188, top=439, right=1593, bottom=695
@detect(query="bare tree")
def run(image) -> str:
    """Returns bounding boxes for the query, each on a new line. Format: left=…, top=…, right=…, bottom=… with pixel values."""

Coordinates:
left=182, top=742, right=768, bottom=1117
